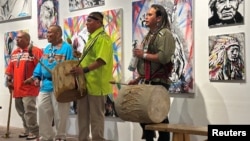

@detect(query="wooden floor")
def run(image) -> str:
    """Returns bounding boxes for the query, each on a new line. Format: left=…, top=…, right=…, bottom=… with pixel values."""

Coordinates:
left=0, top=126, right=78, bottom=141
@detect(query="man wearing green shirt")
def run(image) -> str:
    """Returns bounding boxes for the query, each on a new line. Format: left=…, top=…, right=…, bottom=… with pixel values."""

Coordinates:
left=128, top=4, right=176, bottom=141
left=70, top=11, right=113, bottom=141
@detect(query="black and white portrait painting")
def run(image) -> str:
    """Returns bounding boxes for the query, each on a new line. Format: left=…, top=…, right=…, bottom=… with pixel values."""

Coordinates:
left=208, top=0, right=244, bottom=27
left=69, top=0, right=105, bottom=11
left=0, top=0, right=31, bottom=22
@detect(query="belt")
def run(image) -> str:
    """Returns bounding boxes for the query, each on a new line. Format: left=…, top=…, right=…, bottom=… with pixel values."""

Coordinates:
left=139, top=79, right=170, bottom=89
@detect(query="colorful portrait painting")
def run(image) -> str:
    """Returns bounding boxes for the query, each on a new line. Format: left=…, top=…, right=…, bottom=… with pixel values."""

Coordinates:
left=63, top=8, right=122, bottom=115
left=132, top=0, right=193, bottom=93
left=4, top=30, right=29, bottom=68
left=209, top=33, right=245, bottom=81
left=69, top=0, right=105, bottom=12
left=37, top=0, right=59, bottom=39
left=0, top=0, right=31, bottom=22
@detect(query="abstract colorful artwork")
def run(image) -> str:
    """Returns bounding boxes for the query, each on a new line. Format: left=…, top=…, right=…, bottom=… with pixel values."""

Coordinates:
left=0, top=0, right=31, bottom=23
left=69, top=0, right=105, bottom=11
left=63, top=8, right=123, bottom=100
left=132, top=0, right=194, bottom=93
left=209, top=33, right=245, bottom=80
left=37, top=0, right=59, bottom=39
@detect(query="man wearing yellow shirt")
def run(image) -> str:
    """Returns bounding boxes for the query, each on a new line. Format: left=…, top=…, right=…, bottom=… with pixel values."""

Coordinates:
left=70, top=11, right=113, bottom=141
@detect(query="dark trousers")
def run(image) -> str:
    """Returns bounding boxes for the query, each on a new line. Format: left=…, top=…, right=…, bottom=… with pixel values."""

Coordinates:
left=140, top=118, right=170, bottom=141
left=139, top=80, right=170, bottom=141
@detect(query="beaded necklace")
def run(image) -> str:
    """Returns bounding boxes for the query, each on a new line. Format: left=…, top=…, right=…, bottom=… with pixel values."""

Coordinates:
left=48, top=45, right=58, bottom=64
left=16, top=49, right=23, bottom=67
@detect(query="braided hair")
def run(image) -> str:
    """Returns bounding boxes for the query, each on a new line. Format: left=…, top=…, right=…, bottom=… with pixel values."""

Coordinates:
left=144, top=4, right=171, bottom=47
left=151, top=4, right=170, bottom=30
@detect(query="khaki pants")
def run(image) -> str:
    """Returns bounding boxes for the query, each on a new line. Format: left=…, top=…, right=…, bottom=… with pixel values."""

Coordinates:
left=15, top=96, right=39, bottom=136
left=38, top=92, right=70, bottom=141
left=77, top=95, right=107, bottom=141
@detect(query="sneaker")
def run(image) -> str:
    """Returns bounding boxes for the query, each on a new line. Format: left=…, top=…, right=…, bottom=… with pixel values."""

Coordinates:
left=19, top=133, right=29, bottom=138
left=26, top=134, right=38, bottom=140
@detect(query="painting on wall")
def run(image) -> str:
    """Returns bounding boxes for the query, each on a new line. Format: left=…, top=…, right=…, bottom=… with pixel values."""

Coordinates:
left=3, top=30, right=29, bottom=69
left=0, top=0, right=31, bottom=23
left=132, top=0, right=194, bottom=94
left=69, top=0, right=105, bottom=12
left=37, top=0, right=59, bottom=39
left=63, top=8, right=122, bottom=116
left=208, top=0, right=244, bottom=28
left=209, top=32, right=245, bottom=81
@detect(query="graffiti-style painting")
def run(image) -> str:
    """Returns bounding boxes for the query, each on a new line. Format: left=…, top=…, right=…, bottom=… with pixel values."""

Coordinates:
left=69, top=0, right=105, bottom=12
left=37, top=0, right=59, bottom=39
left=132, top=0, right=193, bottom=93
left=209, top=33, right=245, bottom=81
left=64, top=8, right=122, bottom=116
left=0, top=0, right=31, bottom=23
left=4, top=30, right=29, bottom=68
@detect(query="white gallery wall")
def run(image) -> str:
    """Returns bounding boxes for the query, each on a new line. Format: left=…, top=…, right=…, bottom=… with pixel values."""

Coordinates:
left=0, top=0, right=250, bottom=141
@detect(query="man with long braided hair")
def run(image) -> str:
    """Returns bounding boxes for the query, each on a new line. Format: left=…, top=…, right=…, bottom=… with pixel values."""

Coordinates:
left=128, top=4, right=175, bottom=141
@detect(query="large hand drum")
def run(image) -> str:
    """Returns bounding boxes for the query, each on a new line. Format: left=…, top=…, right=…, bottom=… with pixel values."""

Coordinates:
left=114, top=84, right=170, bottom=123
left=52, top=60, right=86, bottom=103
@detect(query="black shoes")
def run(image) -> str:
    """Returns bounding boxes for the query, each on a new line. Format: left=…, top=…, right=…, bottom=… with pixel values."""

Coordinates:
left=19, top=133, right=38, bottom=140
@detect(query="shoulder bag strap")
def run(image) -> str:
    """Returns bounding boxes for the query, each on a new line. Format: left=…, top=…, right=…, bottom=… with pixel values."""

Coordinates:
left=77, top=31, right=104, bottom=66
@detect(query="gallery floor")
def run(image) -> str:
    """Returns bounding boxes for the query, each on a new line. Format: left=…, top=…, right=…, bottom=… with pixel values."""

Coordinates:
left=0, top=126, right=78, bottom=141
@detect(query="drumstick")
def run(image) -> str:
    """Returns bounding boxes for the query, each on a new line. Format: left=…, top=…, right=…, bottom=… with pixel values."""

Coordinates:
left=109, top=81, right=128, bottom=85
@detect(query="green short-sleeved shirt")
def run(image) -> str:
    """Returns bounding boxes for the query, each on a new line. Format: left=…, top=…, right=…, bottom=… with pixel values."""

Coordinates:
left=80, top=27, right=113, bottom=96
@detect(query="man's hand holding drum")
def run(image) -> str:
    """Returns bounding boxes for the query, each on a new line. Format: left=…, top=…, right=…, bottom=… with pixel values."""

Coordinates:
left=69, top=66, right=89, bottom=75
left=128, top=77, right=141, bottom=85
